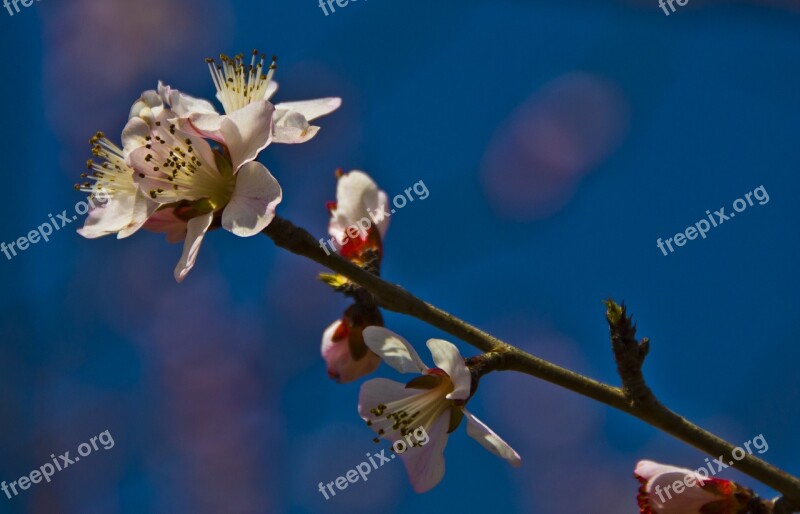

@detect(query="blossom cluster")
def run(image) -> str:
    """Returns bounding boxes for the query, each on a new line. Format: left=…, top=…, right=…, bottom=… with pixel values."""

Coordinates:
left=319, top=170, right=521, bottom=492
left=76, top=50, right=778, bottom=507
left=76, top=51, right=340, bottom=282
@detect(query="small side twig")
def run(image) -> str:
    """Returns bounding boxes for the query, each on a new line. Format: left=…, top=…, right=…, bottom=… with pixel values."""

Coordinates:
left=604, top=300, right=657, bottom=409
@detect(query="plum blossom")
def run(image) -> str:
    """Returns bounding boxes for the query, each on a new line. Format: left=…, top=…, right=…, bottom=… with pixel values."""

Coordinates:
left=326, top=170, right=390, bottom=261
left=321, top=303, right=383, bottom=383
left=635, top=460, right=762, bottom=514
left=359, top=327, right=521, bottom=493
left=161, top=51, right=341, bottom=148
left=127, top=109, right=281, bottom=282
left=75, top=132, right=158, bottom=240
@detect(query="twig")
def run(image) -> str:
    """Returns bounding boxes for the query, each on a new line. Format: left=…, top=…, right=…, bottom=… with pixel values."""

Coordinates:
left=262, top=215, right=800, bottom=509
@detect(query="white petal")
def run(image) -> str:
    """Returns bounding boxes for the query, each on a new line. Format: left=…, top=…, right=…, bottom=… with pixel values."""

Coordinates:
left=358, top=378, right=422, bottom=422
left=363, top=326, right=428, bottom=374
left=426, top=339, right=471, bottom=400
left=221, top=162, right=282, bottom=237
left=174, top=212, right=213, bottom=283
left=328, top=171, right=388, bottom=243
left=271, top=110, right=317, bottom=144
left=321, top=320, right=380, bottom=383
left=77, top=189, right=156, bottom=240
left=142, top=208, right=188, bottom=244
left=117, top=191, right=159, bottom=239
left=635, top=460, right=693, bottom=481
left=167, top=88, right=218, bottom=117
left=265, top=80, right=279, bottom=101
left=271, top=124, right=319, bottom=144
left=375, top=191, right=391, bottom=237
left=642, top=465, right=720, bottom=512
left=129, top=89, right=164, bottom=122
left=221, top=101, right=274, bottom=169
left=77, top=194, right=138, bottom=239
left=398, top=409, right=450, bottom=493
left=463, top=408, right=522, bottom=467
left=273, top=97, right=341, bottom=121
left=121, top=117, right=152, bottom=157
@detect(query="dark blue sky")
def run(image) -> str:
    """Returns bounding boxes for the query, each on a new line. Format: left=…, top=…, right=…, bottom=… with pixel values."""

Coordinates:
left=0, top=1, right=798, bottom=513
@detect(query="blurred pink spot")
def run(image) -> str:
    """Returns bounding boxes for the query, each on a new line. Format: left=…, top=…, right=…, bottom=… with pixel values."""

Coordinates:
left=481, top=73, right=629, bottom=220
left=40, top=0, right=232, bottom=173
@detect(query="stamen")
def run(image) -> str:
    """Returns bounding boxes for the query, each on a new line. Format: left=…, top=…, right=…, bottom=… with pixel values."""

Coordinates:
left=206, top=50, right=277, bottom=114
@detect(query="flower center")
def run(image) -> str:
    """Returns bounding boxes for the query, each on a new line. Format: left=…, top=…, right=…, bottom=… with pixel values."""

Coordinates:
left=206, top=50, right=276, bottom=114
left=367, top=374, right=454, bottom=443
left=139, top=122, right=235, bottom=209
left=75, top=132, right=135, bottom=200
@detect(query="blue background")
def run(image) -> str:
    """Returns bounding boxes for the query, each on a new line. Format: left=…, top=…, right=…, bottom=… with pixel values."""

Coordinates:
left=0, top=0, right=798, bottom=512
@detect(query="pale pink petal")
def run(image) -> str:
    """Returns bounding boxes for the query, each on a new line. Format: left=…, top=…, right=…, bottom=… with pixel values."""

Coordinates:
left=180, top=101, right=274, bottom=169
left=271, top=110, right=317, bottom=144
left=321, top=320, right=380, bottom=384
left=77, top=190, right=156, bottom=240
left=128, top=89, right=164, bottom=122
left=167, top=88, right=218, bottom=117
left=363, top=326, right=428, bottom=374
left=635, top=461, right=694, bottom=481
left=221, top=100, right=274, bottom=169
left=374, top=191, right=390, bottom=237
left=398, top=409, right=450, bottom=493
left=174, top=212, right=213, bottom=283
left=77, top=194, right=138, bottom=239
left=463, top=408, right=522, bottom=467
left=426, top=339, right=471, bottom=400
left=179, top=111, right=225, bottom=142
left=221, top=161, right=282, bottom=237
left=329, top=171, right=390, bottom=243
left=640, top=463, right=720, bottom=513
left=274, top=97, right=341, bottom=121
left=121, top=117, right=152, bottom=157
left=358, top=378, right=422, bottom=422
left=265, top=81, right=279, bottom=101
left=272, top=123, right=319, bottom=144
left=143, top=208, right=188, bottom=244
left=117, top=191, right=159, bottom=239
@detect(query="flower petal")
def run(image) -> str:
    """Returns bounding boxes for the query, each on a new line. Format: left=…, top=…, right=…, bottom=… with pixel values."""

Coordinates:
left=358, top=378, right=422, bottom=422
left=221, top=161, right=282, bottom=237
left=271, top=123, right=320, bottom=144
left=463, top=408, right=522, bottom=467
left=179, top=100, right=274, bottom=169
left=363, top=326, right=428, bottom=374
left=426, top=339, right=471, bottom=400
left=637, top=461, right=725, bottom=513
left=121, top=117, right=152, bottom=157
left=166, top=87, right=218, bottom=117
left=322, top=320, right=381, bottom=383
left=329, top=171, right=390, bottom=243
left=77, top=194, right=138, bottom=239
left=117, top=191, right=159, bottom=239
left=77, top=190, right=156, bottom=240
left=265, top=80, right=279, bottom=101
left=128, top=89, right=164, bottom=123
left=174, top=212, right=213, bottom=283
left=142, top=208, right=188, bottom=244
left=398, top=409, right=450, bottom=493
left=220, top=100, right=274, bottom=169
left=274, top=97, right=341, bottom=121
left=272, top=110, right=317, bottom=144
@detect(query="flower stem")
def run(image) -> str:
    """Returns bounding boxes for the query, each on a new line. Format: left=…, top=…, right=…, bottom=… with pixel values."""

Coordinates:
left=262, top=216, right=800, bottom=509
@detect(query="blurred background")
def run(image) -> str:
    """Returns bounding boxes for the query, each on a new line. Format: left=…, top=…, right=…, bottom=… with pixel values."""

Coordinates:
left=0, top=0, right=798, bottom=512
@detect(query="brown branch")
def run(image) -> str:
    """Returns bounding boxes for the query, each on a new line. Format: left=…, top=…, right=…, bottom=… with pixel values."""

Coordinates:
left=262, top=215, right=800, bottom=509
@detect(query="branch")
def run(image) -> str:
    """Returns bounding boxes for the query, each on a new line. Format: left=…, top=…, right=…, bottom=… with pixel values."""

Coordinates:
left=262, top=216, right=800, bottom=509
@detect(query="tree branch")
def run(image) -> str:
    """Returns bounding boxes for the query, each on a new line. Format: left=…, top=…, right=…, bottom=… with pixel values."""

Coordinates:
left=262, top=215, right=800, bottom=509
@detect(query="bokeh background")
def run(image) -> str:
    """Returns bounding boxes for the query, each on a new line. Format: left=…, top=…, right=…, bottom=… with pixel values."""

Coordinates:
left=0, top=0, right=798, bottom=512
